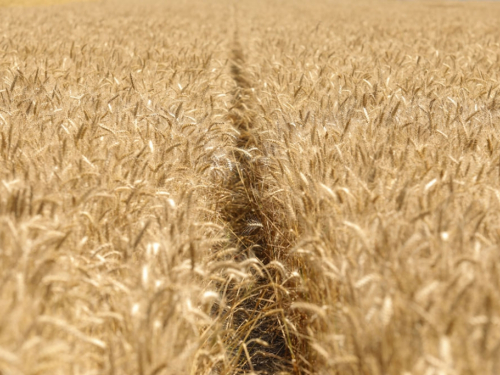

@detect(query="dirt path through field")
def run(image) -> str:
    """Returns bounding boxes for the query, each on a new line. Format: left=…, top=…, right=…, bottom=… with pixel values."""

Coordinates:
left=212, top=9, right=322, bottom=370
left=219, top=31, right=295, bottom=372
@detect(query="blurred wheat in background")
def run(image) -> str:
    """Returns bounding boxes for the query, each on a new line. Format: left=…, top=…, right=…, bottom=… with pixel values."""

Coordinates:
left=1, top=0, right=500, bottom=374
left=0, top=0, right=91, bottom=6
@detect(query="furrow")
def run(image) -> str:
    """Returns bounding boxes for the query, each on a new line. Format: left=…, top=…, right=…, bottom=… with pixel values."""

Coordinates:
left=217, top=33, right=296, bottom=374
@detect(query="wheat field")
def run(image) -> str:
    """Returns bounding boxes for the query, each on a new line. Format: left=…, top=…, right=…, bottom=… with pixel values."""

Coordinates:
left=1, top=0, right=500, bottom=374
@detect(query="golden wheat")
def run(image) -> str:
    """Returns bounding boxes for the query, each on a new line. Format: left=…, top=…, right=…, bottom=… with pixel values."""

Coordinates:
left=1, top=0, right=500, bottom=374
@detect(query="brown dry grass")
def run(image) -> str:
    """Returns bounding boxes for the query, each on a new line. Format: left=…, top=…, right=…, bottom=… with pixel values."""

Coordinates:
left=1, top=0, right=500, bottom=374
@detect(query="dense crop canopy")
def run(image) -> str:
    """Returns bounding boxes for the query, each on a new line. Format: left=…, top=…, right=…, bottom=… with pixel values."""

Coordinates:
left=1, top=0, right=500, bottom=374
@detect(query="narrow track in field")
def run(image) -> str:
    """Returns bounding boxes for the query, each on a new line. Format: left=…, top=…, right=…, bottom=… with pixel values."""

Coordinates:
left=217, top=31, right=298, bottom=373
